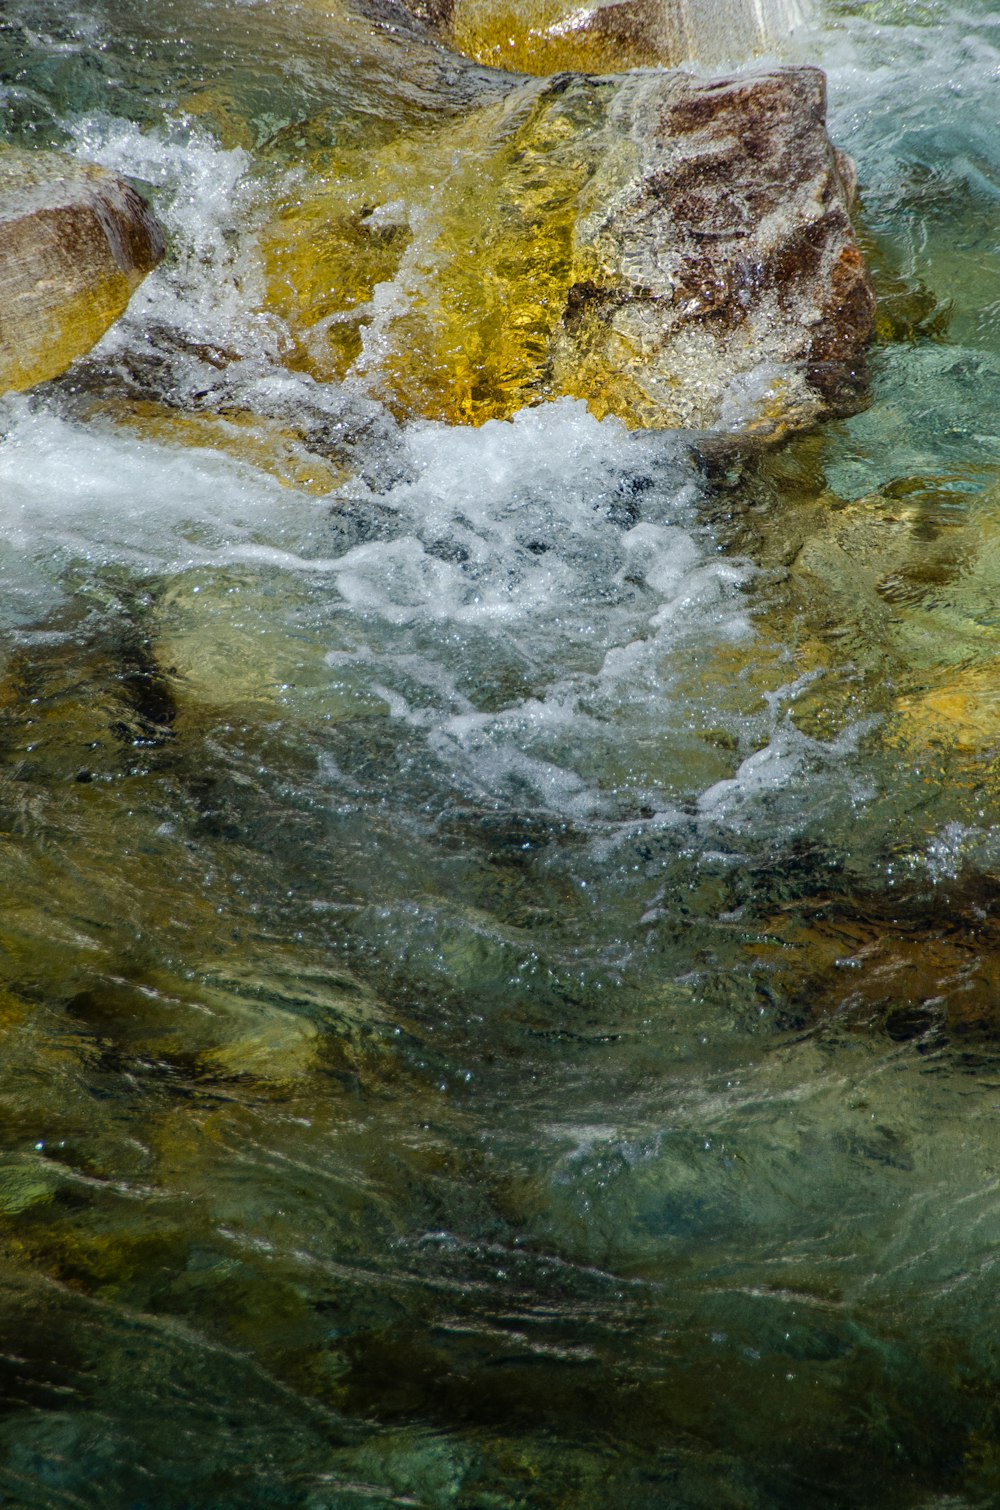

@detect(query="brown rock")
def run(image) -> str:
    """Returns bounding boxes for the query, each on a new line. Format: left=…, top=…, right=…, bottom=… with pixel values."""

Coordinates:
left=0, top=149, right=166, bottom=395
left=550, top=66, right=875, bottom=436
left=264, top=64, right=873, bottom=439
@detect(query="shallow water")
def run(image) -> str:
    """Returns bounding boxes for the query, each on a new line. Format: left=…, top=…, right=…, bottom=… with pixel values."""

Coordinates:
left=4, top=1, right=1000, bottom=1505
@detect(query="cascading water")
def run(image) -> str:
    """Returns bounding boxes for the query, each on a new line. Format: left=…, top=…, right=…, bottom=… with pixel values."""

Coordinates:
left=663, top=0, right=815, bottom=64
left=3, top=1, right=1000, bottom=1506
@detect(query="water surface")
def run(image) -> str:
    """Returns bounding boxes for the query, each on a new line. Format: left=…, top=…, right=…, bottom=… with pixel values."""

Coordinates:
left=3, top=2, right=1000, bottom=1505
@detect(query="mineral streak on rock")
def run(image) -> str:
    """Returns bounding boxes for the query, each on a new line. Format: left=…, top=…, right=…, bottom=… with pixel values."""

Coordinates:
left=0, top=149, right=166, bottom=395
left=264, top=65, right=874, bottom=439
left=552, top=65, right=876, bottom=436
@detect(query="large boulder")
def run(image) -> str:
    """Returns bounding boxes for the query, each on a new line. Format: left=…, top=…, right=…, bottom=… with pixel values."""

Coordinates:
left=433, top=0, right=813, bottom=77
left=550, top=66, right=874, bottom=436
left=0, top=149, right=165, bottom=395
left=263, top=64, right=874, bottom=440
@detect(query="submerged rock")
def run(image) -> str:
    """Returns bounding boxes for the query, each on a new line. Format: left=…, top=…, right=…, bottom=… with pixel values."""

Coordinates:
left=264, top=65, right=873, bottom=439
left=91, top=401, right=349, bottom=496
left=0, top=149, right=165, bottom=395
left=155, top=568, right=392, bottom=721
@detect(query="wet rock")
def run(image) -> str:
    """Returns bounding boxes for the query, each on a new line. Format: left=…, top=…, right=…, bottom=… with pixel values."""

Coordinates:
left=440, top=0, right=812, bottom=77
left=335, top=1428, right=474, bottom=1508
left=265, top=66, right=873, bottom=439
left=779, top=476, right=1000, bottom=750
left=549, top=66, right=873, bottom=437
left=90, top=401, right=349, bottom=496
left=750, top=892, right=1000, bottom=1045
left=154, top=568, right=392, bottom=720
left=0, top=148, right=165, bottom=395
left=0, top=1156, right=61, bottom=1215
left=895, top=665, right=1000, bottom=752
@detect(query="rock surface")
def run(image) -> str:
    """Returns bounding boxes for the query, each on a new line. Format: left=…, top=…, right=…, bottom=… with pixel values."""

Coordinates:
left=438, top=0, right=813, bottom=77
left=550, top=66, right=874, bottom=436
left=0, top=149, right=165, bottom=395
left=264, top=64, right=874, bottom=439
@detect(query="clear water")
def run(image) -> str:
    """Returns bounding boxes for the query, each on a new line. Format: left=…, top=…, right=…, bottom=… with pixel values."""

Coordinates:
left=3, top=2, right=1000, bottom=1505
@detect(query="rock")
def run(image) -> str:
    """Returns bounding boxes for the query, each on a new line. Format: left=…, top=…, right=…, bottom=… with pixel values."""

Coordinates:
left=154, top=567, right=392, bottom=721
left=549, top=67, right=873, bottom=436
left=441, top=0, right=813, bottom=77
left=264, top=65, right=873, bottom=439
left=0, top=149, right=165, bottom=395
left=89, top=401, right=349, bottom=496
left=0, top=1157, right=60, bottom=1215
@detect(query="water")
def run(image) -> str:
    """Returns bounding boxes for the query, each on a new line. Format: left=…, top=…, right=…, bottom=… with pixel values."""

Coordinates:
left=3, top=1, right=1000, bottom=1505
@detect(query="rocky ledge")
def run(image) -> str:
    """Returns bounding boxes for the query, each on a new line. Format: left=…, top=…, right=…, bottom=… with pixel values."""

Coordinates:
left=0, top=149, right=165, bottom=396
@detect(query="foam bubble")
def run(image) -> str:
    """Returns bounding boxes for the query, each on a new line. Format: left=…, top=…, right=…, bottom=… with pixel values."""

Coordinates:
left=63, top=117, right=287, bottom=398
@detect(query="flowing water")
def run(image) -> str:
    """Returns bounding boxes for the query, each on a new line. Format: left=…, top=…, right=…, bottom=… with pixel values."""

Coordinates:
left=2, top=1, right=1000, bottom=1505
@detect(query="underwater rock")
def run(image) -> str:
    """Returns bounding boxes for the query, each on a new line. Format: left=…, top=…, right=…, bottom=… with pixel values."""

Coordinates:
left=436, top=0, right=813, bottom=77
left=155, top=568, right=392, bottom=721
left=780, top=476, right=1000, bottom=750
left=265, top=65, right=873, bottom=438
left=0, top=149, right=165, bottom=395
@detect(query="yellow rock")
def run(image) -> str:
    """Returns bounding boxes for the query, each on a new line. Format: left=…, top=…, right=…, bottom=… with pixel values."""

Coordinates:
left=198, top=1009, right=321, bottom=1083
left=438, top=0, right=811, bottom=76
left=771, top=475, right=1000, bottom=752
left=262, top=67, right=872, bottom=436
left=155, top=568, right=391, bottom=720
left=263, top=88, right=588, bottom=422
left=449, top=0, right=666, bottom=76
left=895, top=665, right=1000, bottom=752
left=0, top=149, right=165, bottom=395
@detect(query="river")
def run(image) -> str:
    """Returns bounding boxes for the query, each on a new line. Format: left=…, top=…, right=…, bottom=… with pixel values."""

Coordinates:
left=2, top=1, right=1000, bottom=1505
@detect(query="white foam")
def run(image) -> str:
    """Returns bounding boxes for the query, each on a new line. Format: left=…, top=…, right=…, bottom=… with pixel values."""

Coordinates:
left=668, top=0, right=815, bottom=66
left=0, top=398, right=302, bottom=621
left=309, top=401, right=765, bottom=818
left=0, top=385, right=770, bottom=822
left=64, top=118, right=286, bottom=390
left=922, top=821, right=979, bottom=882
left=820, top=4, right=1000, bottom=186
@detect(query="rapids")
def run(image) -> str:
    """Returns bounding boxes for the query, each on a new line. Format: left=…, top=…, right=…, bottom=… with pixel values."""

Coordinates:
left=2, top=1, right=1000, bottom=1506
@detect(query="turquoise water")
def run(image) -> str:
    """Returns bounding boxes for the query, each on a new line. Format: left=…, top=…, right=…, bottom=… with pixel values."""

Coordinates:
left=3, top=2, right=1000, bottom=1505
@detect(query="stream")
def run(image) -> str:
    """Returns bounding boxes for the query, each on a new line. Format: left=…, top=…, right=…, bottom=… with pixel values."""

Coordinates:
left=3, top=1, right=1000, bottom=1505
